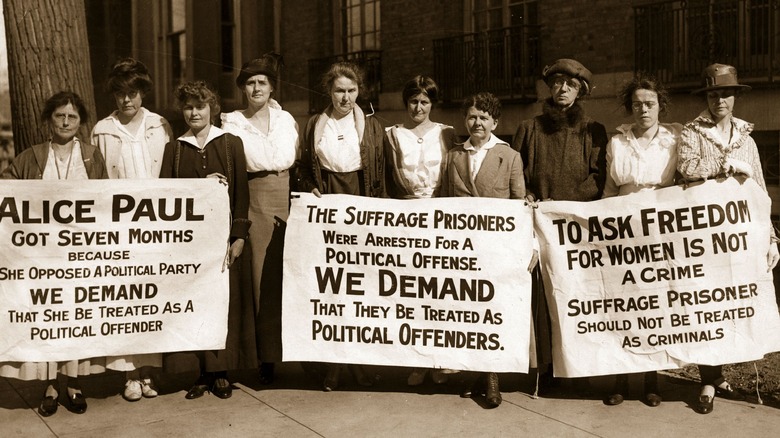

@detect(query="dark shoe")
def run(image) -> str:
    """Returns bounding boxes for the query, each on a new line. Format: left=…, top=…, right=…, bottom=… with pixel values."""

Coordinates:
left=485, top=373, right=502, bottom=408
left=212, top=378, right=232, bottom=399
left=461, top=375, right=484, bottom=398
left=605, top=393, right=624, bottom=406
left=323, top=364, right=341, bottom=392
left=715, top=384, right=745, bottom=401
left=185, top=384, right=209, bottom=399
left=259, top=363, right=275, bottom=385
left=696, top=394, right=714, bottom=414
left=644, top=392, right=662, bottom=407
left=67, top=392, right=87, bottom=414
left=39, top=396, right=58, bottom=417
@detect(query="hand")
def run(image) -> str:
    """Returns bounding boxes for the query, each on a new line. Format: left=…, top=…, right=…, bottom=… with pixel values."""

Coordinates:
left=207, top=172, right=228, bottom=186
left=312, top=188, right=322, bottom=198
left=767, top=242, right=779, bottom=271
left=722, top=158, right=753, bottom=178
left=227, top=238, right=245, bottom=267
left=527, top=249, right=539, bottom=273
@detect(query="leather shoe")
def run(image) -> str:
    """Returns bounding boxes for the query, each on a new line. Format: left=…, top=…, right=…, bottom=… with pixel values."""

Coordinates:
left=185, top=384, right=209, bottom=400
left=715, top=384, right=745, bottom=401
left=67, top=392, right=87, bottom=414
left=605, top=393, right=624, bottom=406
left=212, top=378, right=232, bottom=399
left=696, top=394, right=714, bottom=414
left=644, top=392, right=662, bottom=407
left=485, top=373, right=502, bottom=408
left=39, top=395, right=58, bottom=417
left=461, top=376, right=483, bottom=398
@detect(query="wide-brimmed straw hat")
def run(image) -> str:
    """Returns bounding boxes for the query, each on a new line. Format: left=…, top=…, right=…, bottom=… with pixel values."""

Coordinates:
left=692, top=63, right=751, bottom=94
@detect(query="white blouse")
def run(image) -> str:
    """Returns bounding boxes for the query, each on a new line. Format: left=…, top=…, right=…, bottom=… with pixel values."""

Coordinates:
left=42, top=139, right=88, bottom=180
left=603, top=123, right=682, bottom=198
left=391, top=124, right=447, bottom=198
left=220, top=101, right=299, bottom=172
left=315, top=114, right=362, bottom=173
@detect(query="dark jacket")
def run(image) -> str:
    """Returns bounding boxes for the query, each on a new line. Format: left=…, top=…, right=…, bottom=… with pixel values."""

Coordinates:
left=295, top=106, right=386, bottom=197
left=0, top=140, right=108, bottom=180
left=511, top=99, right=607, bottom=201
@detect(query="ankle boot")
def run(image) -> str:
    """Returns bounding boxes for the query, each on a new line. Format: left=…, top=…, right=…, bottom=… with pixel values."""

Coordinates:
left=606, top=374, right=628, bottom=405
left=323, top=364, right=341, bottom=391
left=485, top=372, right=502, bottom=407
left=643, top=371, right=662, bottom=407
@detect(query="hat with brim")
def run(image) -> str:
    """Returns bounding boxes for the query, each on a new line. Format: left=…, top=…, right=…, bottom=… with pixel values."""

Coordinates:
left=692, top=63, right=751, bottom=94
left=235, top=53, right=283, bottom=88
left=542, top=58, right=592, bottom=95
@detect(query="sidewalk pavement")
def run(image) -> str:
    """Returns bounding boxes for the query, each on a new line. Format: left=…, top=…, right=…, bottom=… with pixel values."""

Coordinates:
left=2, top=363, right=778, bottom=438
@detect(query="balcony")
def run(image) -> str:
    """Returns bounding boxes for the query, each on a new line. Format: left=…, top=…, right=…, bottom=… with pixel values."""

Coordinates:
left=308, top=50, right=382, bottom=114
left=635, top=0, right=780, bottom=89
left=433, top=25, right=541, bottom=104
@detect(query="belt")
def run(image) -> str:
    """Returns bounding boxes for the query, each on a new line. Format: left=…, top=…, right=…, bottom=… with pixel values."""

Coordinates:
left=248, top=169, right=288, bottom=180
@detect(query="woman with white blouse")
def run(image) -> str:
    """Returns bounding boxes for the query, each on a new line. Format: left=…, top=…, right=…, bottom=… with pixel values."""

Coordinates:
left=221, top=53, right=298, bottom=385
left=602, top=74, right=681, bottom=407
left=384, top=76, right=455, bottom=386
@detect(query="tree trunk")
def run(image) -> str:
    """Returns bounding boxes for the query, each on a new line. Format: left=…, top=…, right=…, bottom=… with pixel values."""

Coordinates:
left=2, top=0, right=95, bottom=154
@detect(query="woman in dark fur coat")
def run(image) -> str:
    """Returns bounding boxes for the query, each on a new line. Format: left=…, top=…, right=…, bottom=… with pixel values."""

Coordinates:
left=511, top=59, right=607, bottom=392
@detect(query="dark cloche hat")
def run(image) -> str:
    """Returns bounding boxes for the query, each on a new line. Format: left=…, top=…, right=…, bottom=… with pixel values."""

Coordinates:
left=542, top=58, right=593, bottom=95
left=692, top=63, right=751, bottom=94
left=236, top=52, right=284, bottom=88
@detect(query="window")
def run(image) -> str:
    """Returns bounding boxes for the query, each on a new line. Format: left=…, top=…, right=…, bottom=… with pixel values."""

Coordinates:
left=342, top=0, right=381, bottom=53
left=635, top=0, right=780, bottom=87
left=167, top=0, right=187, bottom=96
left=218, top=0, right=241, bottom=104
left=473, top=0, right=538, bottom=31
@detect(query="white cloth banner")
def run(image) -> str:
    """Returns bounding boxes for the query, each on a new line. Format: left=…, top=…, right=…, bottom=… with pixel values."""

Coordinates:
left=0, top=179, right=230, bottom=362
left=283, top=193, right=533, bottom=373
left=535, top=178, right=780, bottom=377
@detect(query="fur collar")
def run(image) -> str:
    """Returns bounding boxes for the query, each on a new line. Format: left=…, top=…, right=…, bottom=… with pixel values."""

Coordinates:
left=540, top=98, right=586, bottom=133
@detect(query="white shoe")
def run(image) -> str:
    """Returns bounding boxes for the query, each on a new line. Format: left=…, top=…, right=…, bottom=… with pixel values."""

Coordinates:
left=123, top=380, right=142, bottom=401
left=140, top=378, right=158, bottom=398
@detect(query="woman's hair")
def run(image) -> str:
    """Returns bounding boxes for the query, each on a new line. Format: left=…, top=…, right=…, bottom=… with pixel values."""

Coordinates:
left=321, top=61, right=364, bottom=95
left=41, top=91, right=88, bottom=124
left=174, top=81, right=221, bottom=121
left=236, top=52, right=283, bottom=88
left=106, top=57, right=153, bottom=95
left=461, top=91, right=501, bottom=120
left=402, top=75, right=439, bottom=106
left=619, top=73, right=670, bottom=116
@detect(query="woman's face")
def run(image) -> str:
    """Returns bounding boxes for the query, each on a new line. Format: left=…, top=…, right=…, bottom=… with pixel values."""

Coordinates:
left=182, top=98, right=211, bottom=133
left=330, top=76, right=359, bottom=118
left=407, top=93, right=432, bottom=125
left=49, top=103, right=81, bottom=143
left=631, top=89, right=660, bottom=130
left=114, top=89, right=143, bottom=120
left=243, top=74, right=273, bottom=108
left=707, top=89, right=736, bottom=121
left=464, top=106, right=498, bottom=144
left=550, top=75, right=581, bottom=108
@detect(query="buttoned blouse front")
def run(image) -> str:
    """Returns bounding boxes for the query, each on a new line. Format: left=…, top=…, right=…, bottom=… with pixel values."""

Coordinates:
left=220, top=102, right=298, bottom=172
left=603, top=123, right=681, bottom=197
left=391, top=123, right=446, bottom=197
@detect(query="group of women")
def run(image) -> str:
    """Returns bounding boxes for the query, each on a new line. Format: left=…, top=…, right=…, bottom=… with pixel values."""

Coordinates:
left=0, top=55, right=775, bottom=416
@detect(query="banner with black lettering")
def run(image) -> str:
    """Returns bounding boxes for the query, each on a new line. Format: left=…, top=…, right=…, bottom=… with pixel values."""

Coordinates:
left=0, top=179, right=230, bottom=362
left=535, top=178, right=780, bottom=377
left=283, top=193, right=533, bottom=373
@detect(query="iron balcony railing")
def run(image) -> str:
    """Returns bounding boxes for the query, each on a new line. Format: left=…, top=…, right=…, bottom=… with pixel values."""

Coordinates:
left=308, top=50, right=382, bottom=114
left=433, top=25, right=541, bottom=103
left=635, top=0, right=780, bottom=89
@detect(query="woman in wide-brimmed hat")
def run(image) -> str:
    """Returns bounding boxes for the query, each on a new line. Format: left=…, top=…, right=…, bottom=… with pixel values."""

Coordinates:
left=678, top=63, right=779, bottom=414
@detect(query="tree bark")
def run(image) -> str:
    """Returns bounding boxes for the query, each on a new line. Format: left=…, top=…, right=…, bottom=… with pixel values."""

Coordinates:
left=2, top=0, right=95, bottom=154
